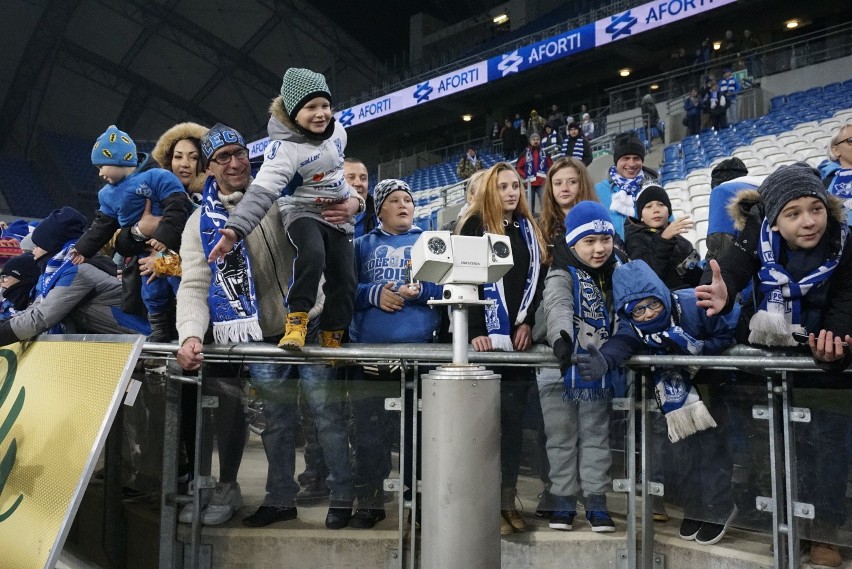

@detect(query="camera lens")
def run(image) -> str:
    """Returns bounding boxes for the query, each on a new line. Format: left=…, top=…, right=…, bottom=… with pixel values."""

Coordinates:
left=493, top=241, right=510, bottom=258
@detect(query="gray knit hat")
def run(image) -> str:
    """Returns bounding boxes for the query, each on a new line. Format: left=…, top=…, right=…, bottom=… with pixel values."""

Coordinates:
left=280, top=68, right=332, bottom=121
left=373, top=179, right=413, bottom=216
left=758, top=162, right=828, bottom=225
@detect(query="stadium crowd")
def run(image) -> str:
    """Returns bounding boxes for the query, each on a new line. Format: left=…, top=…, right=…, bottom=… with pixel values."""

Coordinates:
left=2, top=63, right=852, bottom=569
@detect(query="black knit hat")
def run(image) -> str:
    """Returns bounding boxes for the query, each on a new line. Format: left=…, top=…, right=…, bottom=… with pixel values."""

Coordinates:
left=280, top=68, right=332, bottom=121
left=1, top=253, right=39, bottom=281
left=758, top=162, right=828, bottom=225
left=710, top=157, right=749, bottom=188
left=635, top=185, right=671, bottom=218
left=613, top=132, right=645, bottom=162
left=31, top=207, right=87, bottom=255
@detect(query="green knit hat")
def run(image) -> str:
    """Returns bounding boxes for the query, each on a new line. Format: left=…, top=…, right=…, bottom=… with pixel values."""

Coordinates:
left=280, top=68, right=332, bottom=121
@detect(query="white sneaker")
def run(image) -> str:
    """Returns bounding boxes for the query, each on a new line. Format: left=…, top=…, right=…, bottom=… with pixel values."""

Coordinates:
left=177, top=479, right=210, bottom=524
left=201, top=482, right=242, bottom=525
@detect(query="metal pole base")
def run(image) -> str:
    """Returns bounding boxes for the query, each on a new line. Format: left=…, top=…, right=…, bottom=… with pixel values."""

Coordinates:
left=421, top=364, right=501, bottom=569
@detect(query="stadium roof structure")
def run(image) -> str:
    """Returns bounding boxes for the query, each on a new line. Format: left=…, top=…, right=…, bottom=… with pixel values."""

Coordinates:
left=0, top=0, right=401, bottom=155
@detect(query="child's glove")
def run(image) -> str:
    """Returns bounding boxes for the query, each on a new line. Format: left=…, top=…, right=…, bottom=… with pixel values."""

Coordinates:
left=576, top=344, right=609, bottom=381
left=552, top=329, right=573, bottom=375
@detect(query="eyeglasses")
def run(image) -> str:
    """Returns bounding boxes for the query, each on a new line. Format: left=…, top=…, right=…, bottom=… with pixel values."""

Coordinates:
left=210, top=148, right=248, bottom=165
left=833, top=137, right=852, bottom=146
left=630, top=299, right=662, bottom=318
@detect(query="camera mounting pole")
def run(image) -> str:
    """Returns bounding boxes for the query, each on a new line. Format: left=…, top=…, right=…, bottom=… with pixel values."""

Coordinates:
left=409, top=231, right=513, bottom=569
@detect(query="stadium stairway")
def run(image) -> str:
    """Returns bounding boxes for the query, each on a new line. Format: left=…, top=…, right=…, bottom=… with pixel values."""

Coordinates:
left=63, top=434, right=805, bottom=569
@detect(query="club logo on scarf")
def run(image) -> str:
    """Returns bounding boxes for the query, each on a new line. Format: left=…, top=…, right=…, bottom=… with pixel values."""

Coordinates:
left=485, top=302, right=500, bottom=333
left=655, top=369, right=688, bottom=405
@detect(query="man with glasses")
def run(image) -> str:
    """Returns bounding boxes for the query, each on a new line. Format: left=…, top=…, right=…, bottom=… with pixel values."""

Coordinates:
left=176, top=123, right=356, bottom=528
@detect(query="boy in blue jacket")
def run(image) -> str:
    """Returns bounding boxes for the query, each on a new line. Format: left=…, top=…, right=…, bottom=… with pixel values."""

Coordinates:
left=349, top=178, right=442, bottom=529
left=578, top=259, right=739, bottom=545
left=72, top=125, right=191, bottom=341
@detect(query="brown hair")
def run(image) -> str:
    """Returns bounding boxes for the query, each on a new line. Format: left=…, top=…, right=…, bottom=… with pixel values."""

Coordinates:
left=457, top=162, right=547, bottom=258
left=538, top=157, right=599, bottom=251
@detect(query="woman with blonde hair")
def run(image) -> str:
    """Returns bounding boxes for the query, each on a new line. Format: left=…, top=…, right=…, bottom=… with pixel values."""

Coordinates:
left=457, top=162, right=547, bottom=535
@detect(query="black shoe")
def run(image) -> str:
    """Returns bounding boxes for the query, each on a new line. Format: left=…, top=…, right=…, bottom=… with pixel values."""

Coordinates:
left=325, top=507, right=352, bottom=529
left=296, top=480, right=330, bottom=505
left=679, top=518, right=703, bottom=540
left=242, top=506, right=297, bottom=528
left=695, top=505, right=738, bottom=546
left=349, top=508, right=386, bottom=529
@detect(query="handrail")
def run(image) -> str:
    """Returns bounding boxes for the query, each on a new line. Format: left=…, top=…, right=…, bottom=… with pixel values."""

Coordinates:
left=142, top=342, right=837, bottom=373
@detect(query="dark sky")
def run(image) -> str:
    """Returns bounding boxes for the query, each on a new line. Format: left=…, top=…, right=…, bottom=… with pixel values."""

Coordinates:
left=324, top=0, right=506, bottom=61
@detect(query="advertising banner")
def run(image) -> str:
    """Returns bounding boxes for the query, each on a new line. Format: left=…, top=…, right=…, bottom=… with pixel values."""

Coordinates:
left=595, top=0, right=738, bottom=46
left=486, top=24, right=595, bottom=81
left=0, top=335, right=144, bottom=569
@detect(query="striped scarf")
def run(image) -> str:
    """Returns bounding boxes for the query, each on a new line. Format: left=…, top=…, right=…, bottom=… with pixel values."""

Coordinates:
left=608, top=166, right=645, bottom=218
left=483, top=217, right=541, bottom=351
left=523, top=147, right=548, bottom=181
left=563, top=263, right=621, bottom=401
left=749, top=218, right=844, bottom=347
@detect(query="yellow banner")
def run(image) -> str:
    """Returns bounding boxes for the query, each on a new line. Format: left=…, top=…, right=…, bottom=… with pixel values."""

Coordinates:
left=0, top=336, right=143, bottom=569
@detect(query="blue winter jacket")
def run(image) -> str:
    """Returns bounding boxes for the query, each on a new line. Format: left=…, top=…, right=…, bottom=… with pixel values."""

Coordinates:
left=350, top=226, right=442, bottom=343
left=596, top=260, right=737, bottom=367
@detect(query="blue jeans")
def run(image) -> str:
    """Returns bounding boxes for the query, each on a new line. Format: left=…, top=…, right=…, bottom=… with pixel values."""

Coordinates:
left=247, top=361, right=300, bottom=508
left=297, top=363, right=354, bottom=504
left=141, top=273, right=180, bottom=313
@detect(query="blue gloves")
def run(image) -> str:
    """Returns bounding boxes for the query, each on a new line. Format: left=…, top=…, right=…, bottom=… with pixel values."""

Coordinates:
left=576, top=343, right=609, bottom=381
left=552, top=329, right=573, bottom=375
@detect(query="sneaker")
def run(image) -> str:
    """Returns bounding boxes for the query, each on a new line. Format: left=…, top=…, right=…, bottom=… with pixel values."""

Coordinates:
left=549, top=511, right=577, bottom=531
left=295, top=479, right=330, bottom=505
left=279, top=312, right=308, bottom=350
left=586, top=510, right=615, bottom=533
left=810, top=542, right=843, bottom=568
left=177, top=479, right=210, bottom=524
left=679, top=518, right=703, bottom=540
left=535, top=490, right=555, bottom=519
left=201, top=482, right=242, bottom=525
left=349, top=508, right=386, bottom=529
left=695, top=505, right=738, bottom=546
left=242, top=506, right=297, bottom=528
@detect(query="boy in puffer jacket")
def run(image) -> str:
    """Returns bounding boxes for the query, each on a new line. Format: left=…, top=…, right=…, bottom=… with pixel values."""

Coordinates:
left=577, top=259, right=739, bottom=546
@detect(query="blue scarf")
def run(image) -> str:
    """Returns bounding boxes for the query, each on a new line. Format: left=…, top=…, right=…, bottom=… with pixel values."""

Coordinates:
left=37, top=241, right=77, bottom=334
left=200, top=177, right=263, bottom=344
left=563, top=264, right=619, bottom=401
left=631, top=298, right=716, bottom=442
left=749, top=218, right=845, bottom=347
left=608, top=165, right=645, bottom=218
left=483, top=217, right=541, bottom=351
left=523, top=147, right=547, bottom=181
left=831, top=168, right=852, bottom=221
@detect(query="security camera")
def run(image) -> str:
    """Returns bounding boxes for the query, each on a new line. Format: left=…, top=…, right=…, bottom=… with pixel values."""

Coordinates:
left=410, top=231, right=513, bottom=304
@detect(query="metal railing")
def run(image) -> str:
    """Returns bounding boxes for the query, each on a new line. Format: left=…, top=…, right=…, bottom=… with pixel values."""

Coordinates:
left=125, top=341, right=852, bottom=569
left=606, top=22, right=852, bottom=112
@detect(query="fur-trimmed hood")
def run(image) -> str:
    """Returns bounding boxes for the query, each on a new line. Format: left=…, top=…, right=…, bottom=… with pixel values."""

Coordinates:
left=268, top=96, right=335, bottom=143
left=151, top=122, right=209, bottom=194
left=727, top=188, right=846, bottom=232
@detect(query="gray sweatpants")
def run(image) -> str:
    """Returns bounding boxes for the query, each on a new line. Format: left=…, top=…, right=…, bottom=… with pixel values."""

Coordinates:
left=538, top=368, right=612, bottom=498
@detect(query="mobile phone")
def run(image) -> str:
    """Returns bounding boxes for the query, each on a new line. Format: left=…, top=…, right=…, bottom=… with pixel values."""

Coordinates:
left=792, top=332, right=848, bottom=348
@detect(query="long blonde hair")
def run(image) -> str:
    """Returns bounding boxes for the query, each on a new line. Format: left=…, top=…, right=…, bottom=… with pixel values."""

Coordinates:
left=458, top=162, right=547, bottom=258
left=539, top=157, right=599, bottom=247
